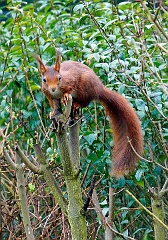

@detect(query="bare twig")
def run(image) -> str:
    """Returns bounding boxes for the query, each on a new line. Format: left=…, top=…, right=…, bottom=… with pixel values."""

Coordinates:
left=81, top=162, right=91, bottom=187
left=83, top=176, right=97, bottom=212
left=157, top=43, right=168, bottom=54
left=126, top=189, right=168, bottom=231
left=92, top=189, right=136, bottom=240
left=127, top=137, right=168, bottom=172
left=24, top=68, right=49, bottom=139
left=140, top=1, right=168, bottom=42
left=0, top=63, right=23, bottom=93
left=160, top=178, right=168, bottom=197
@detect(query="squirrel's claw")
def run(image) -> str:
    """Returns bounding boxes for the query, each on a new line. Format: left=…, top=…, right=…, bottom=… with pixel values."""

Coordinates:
left=61, top=93, right=69, bottom=105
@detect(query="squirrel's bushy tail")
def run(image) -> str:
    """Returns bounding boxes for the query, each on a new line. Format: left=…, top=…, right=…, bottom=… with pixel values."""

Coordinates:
left=99, top=87, right=143, bottom=178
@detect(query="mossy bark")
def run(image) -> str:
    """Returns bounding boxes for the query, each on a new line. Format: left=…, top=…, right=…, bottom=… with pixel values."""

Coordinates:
left=151, top=198, right=165, bottom=240
left=69, top=121, right=81, bottom=169
left=56, top=126, right=87, bottom=240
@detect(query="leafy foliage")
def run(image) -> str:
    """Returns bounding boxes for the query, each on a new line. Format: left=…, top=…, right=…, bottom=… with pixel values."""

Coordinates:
left=0, top=0, right=168, bottom=239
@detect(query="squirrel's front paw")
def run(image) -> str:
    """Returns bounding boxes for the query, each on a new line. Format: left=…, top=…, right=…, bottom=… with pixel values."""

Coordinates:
left=61, top=93, right=70, bottom=105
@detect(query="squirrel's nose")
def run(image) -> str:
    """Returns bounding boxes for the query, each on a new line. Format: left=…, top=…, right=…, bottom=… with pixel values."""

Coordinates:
left=52, top=88, right=56, bottom=92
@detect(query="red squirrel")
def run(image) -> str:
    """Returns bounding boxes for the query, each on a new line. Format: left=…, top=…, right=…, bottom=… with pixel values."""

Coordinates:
left=34, top=50, right=143, bottom=178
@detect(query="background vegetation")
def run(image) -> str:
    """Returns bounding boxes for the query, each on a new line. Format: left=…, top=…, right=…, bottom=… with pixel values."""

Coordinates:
left=0, top=0, right=167, bottom=239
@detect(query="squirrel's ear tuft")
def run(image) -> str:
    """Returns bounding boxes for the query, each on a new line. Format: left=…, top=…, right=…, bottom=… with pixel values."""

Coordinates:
left=54, top=50, right=61, bottom=72
left=32, top=53, right=47, bottom=74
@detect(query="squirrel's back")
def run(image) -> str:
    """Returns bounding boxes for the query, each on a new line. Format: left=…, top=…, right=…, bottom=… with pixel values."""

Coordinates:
left=60, top=61, right=103, bottom=107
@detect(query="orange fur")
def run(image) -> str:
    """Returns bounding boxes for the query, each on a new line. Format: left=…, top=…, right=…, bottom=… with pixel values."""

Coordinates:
left=34, top=52, right=143, bottom=178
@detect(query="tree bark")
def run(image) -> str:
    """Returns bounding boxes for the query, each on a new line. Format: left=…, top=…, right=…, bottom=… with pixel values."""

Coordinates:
left=15, top=152, right=35, bottom=240
left=151, top=197, right=165, bottom=240
left=56, top=129, right=87, bottom=240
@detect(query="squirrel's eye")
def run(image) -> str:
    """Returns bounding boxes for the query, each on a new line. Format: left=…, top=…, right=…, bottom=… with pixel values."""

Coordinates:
left=43, top=78, right=47, bottom=83
left=58, top=76, right=62, bottom=82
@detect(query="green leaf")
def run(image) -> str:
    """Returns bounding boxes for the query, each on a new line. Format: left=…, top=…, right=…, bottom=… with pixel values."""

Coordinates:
left=6, top=90, right=13, bottom=97
left=22, top=110, right=32, bottom=119
left=28, top=183, right=35, bottom=193
left=73, top=4, right=84, bottom=12
left=95, top=63, right=109, bottom=72
left=47, top=147, right=53, bottom=154
left=30, top=83, right=41, bottom=91
left=135, top=99, right=147, bottom=111
left=84, top=133, right=97, bottom=145
left=135, top=169, right=144, bottom=181
left=118, top=85, right=125, bottom=94
left=1, top=99, right=6, bottom=108
left=136, top=179, right=145, bottom=188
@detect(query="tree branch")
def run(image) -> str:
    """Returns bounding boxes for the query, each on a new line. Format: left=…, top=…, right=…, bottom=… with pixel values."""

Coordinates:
left=34, top=144, right=68, bottom=215
left=16, top=145, right=41, bottom=174
left=3, top=150, right=16, bottom=170
left=15, top=152, right=35, bottom=240
left=125, top=189, right=168, bottom=231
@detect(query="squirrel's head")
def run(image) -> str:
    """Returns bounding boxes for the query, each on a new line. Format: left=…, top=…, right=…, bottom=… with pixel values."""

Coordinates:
left=33, top=50, right=62, bottom=97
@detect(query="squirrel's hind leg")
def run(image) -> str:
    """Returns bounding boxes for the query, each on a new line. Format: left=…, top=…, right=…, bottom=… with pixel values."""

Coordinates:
left=69, top=101, right=81, bottom=126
